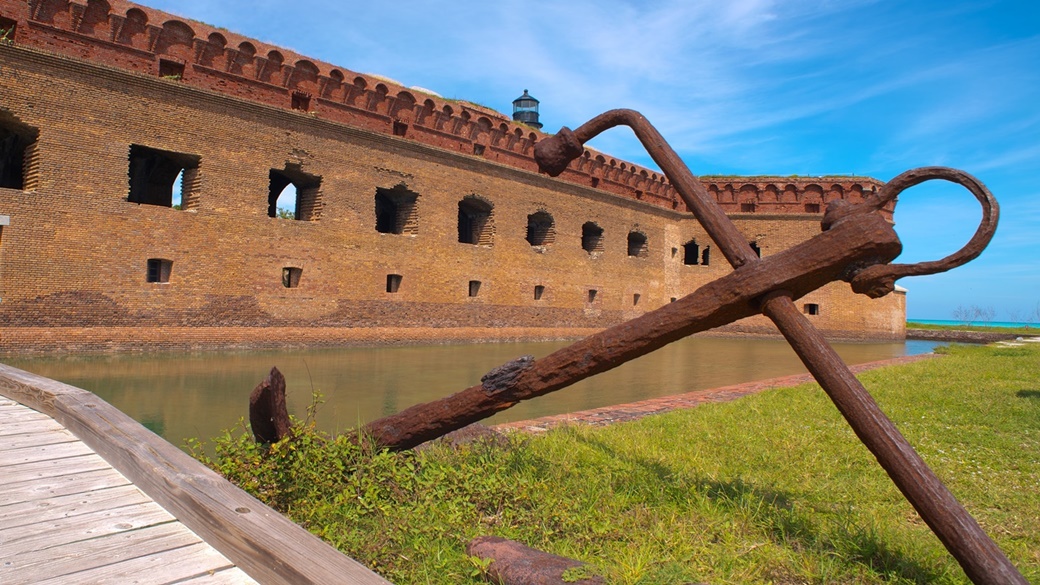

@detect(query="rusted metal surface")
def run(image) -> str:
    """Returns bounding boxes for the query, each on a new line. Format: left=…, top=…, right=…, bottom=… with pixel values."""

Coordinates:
left=467, top=536, right=605, bottom=585
left=365, top=212, right=901, bottom=446
left=364, top=109, right=1023, bottom=583
left=249, top=366, right=292, bottom=444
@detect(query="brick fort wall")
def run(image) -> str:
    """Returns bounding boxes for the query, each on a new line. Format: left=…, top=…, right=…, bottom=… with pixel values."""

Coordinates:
left=0, top=0, right=905, bottom=353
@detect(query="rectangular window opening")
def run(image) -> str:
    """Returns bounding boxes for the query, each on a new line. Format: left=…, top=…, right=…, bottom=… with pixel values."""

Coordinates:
left=804, top=303, right=820, bottom=316
left=472, top=143, right=485, bottom=155
left=386, top=273, right=402, bottom=293
left=158, top=59, right=184, bottom=80
left=805, top=203, right=821, bottom=213
left=740, top=202, right=756, bottom=213
left=393, top=121, right=408, bottom=137
left=534, top=285, right=545, bottom=300
left=0, top=18, right=16, bottom=42
left=375, top=185, right=420, bottom=234
left=146, top=258, right=172, bottom=283
left=128, top=145, right=201, bottom=209
left=468, top=280, right=482, bottom=297
left=0, top=117, right=38, bottom=191
left=291, top=92, right=311, bottom=111
left=633, top=293, right=641, bottom=306
left=587, top=289, right=597, bottom=303
left=282, top=267, right=302, bottom=288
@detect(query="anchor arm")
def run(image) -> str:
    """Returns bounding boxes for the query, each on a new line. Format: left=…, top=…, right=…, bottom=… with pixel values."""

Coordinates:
left=365, top=211, right=901, bottom=448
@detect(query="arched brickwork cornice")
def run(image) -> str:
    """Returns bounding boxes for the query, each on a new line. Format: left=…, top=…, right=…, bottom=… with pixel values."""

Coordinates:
left=15, top=0, right=886, bottom=216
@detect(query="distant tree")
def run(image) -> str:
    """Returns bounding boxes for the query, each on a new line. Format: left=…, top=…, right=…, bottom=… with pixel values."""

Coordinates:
left=276, top=207, right=295, bottom=220
left=952, top=305, right=974, bottom=325
left=952, top=305, right=995, bottom=326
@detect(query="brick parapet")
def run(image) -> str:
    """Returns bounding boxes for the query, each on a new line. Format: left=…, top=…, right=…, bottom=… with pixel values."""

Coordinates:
left=5, top=0, right=887, bottom=216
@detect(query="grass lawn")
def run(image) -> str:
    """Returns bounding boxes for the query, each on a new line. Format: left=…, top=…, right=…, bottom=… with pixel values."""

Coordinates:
left=195, top=343, right=1040, bottom=584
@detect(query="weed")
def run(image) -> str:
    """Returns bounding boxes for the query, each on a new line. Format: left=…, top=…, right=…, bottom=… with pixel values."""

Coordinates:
left=194, top=343, right=1040, bottom=584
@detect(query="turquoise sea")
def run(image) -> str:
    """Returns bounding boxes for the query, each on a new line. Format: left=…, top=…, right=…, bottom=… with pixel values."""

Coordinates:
left=909, top=319, right=1037, bottom=329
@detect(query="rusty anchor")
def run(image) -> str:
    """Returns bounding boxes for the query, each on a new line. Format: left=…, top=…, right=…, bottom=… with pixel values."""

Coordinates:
left=364, top=109, right=1024, bottom=584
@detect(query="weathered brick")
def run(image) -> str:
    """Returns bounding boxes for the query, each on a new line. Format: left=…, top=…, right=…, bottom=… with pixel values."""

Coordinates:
left=0, top=0, right=904, bottom=354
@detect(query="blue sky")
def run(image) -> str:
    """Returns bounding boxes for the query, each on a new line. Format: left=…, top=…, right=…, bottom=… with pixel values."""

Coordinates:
left=148, top=0, right=1039, bottom=321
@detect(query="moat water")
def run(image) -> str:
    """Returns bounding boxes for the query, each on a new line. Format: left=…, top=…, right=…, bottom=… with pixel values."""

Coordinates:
left=5, top=337, right=942, bottom=450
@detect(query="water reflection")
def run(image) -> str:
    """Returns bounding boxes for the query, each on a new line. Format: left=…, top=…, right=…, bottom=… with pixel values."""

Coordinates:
left=4, top=337, right=941, bottom=449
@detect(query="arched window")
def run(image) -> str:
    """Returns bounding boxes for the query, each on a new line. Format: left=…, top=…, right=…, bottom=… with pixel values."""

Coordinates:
left=682, top=239, right=700, bottom=265
left=375, top=184, right=419, bottom=234
left=627, top=231, right=648, bottom=258
left=581, top=222, right=604, bottom=254
left=268, top=164, right=322, bottom=221
left=526, top=211, right=555, bottom=247
left=458, top=196, right=494, bottom=245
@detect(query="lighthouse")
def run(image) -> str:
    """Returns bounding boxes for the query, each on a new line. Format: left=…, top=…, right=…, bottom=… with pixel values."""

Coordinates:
left=511, top=89, right=542, bottom=129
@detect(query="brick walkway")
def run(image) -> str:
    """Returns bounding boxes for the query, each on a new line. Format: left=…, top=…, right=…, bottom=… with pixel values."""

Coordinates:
left=496, top=353, right=938, bottom=433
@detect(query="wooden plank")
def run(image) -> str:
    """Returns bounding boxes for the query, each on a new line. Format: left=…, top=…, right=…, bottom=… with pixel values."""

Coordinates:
left=0, top=365, right=392, bottom=585
left=0, top=452, right=112, bottom=484
left=0, top=483, right=152, bottom=528
left=32, top=541, right=239, bottom=585
left=1, top=501, right=177, bottom=557
left=176, top=567, right=258, bottom=584
left=0, top=417, right=67, bottom=437
left=3, top=522, right=235, bottom=584
left=0, top=428, right=80, bottom=450
left=0, top=467, right=131, bottom=503
left=0, top=403, right=50, bottom=418
left=0, top=440, right=95, bottom=466
left=4, top=521, right=202, bottom=581
left=0, top=403, right=54, bottom=416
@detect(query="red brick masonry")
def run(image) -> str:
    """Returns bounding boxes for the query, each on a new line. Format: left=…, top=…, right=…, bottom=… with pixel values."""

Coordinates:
left=497, top=353, right=938, bottom=432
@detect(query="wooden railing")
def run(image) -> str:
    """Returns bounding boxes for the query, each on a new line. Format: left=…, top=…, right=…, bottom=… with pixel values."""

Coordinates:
left=0, top=363, right=391, bottom=585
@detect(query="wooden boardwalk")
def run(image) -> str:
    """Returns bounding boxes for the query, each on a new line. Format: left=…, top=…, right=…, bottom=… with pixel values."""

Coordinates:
left=0, top=364, right=391, bottom=585
left=0, top=396, right=257, bottom=584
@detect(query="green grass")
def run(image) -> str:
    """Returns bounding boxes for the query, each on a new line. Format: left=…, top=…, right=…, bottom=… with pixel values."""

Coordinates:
left=907, top=322, right=1039, bottom=336
left=192, top=343, right=1040, bottom=584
